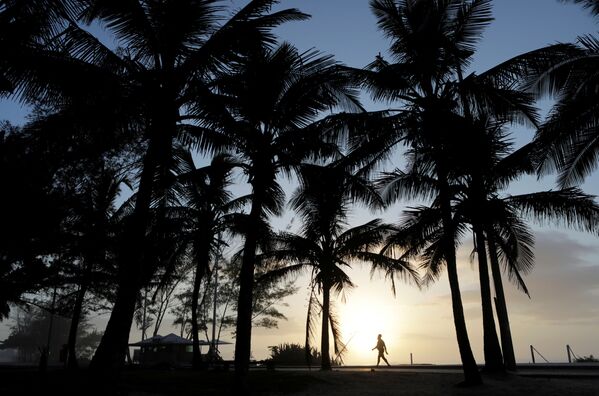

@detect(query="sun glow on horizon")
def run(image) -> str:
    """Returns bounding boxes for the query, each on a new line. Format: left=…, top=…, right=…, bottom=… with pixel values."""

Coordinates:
left=337, top=298, right=403, bottom=365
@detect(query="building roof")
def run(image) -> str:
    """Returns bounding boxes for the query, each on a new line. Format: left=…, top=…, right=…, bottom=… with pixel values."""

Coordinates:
left=129, top=333, right=231, bottom=346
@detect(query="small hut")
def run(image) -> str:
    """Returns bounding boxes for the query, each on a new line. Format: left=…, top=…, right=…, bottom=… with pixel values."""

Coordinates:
left=130, top=333, right=229, bottom=368
left=130, top=334, right=232, bottom=367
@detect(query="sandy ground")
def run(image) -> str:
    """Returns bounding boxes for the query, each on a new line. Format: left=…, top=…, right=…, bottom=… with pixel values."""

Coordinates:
left=1, top=366, right=598, bottom=395
left=284, top=371, right=599, bottom=396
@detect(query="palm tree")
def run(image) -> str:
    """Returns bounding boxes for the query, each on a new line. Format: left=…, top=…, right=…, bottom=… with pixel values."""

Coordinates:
left=82, top=0, right=312, bottom=370
left=358, top=0, right=581, bottom=380
left=2, top=0, right=310, bottom=369
left=174, top=151, right=244, bottom=369
left=259, top=163, right=419, bottom=370
left=381, top=118, right=599, bottom=372
left=193, top=42, right=363, bottom=375
left=356, top=0, right=501, bottom=383
left=64, top=166, right=127, bottom=369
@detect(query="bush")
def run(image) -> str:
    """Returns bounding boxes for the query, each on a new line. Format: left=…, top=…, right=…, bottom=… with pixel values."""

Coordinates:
left=575, top=355, right=599, bottom=363
left=267, top=343, right=320, bottom=366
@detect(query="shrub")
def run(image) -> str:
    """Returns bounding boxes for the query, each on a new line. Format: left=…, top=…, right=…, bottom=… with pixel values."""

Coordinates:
left=267, top=343, right=320, bottom=366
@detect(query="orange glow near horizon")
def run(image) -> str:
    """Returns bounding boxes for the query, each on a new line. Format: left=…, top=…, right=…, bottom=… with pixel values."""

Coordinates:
left=337, top=295, right=404, bottom=365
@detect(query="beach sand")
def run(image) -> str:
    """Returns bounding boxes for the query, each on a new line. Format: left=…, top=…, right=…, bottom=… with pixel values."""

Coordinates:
left=285, top=371, right=599, bottom=396
left=1, top=367, right=598, bottom=395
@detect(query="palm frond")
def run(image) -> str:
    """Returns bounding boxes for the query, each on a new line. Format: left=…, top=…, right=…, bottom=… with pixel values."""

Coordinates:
left=328, top=301, right=346, bottom=365
left=507, top=188, right=599, bottom=234
left=561, top=0, right=599, bottom=17
left=378, top=169, right=439, bottom=205
left=304, top=286, right=320, bottom=363
left=451, top=0, right=493, bottom=55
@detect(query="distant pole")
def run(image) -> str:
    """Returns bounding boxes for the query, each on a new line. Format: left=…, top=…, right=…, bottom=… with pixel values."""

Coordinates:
left=211, top=232, right=221, bottom=356
left=46, top=285, right=58, bottom=354
left=41, top=285, right=58, bottom=371
left=567, top=345, right=572, bottom=363
left=141, top=288, right=148, bottom=340
left=530, top=345, right=535, bottom=364
left=211, top=262, right=218, bottom=352
left=410, top=353, right=413, bottom=365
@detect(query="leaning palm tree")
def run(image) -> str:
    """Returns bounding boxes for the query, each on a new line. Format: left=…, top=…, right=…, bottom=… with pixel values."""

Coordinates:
left=259, top=163, right=419, bottom=370
left=194, top=43, right=364, bottom=375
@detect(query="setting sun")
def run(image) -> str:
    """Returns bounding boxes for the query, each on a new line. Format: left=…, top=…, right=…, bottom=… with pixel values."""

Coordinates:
left=338, top=295, right=402, bottom=365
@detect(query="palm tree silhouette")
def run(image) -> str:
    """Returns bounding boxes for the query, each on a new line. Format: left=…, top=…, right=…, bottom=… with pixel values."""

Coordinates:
left=172, top=152, right=244, bottom=369
left=259, top=163, right=419, bottom=370
left=1, top=0, right=309, bottom=369
left=381, top=118, right=599, bottom=372
left=193, top=43, right=363, bottom=375
left=357, top=0, right=502, bottom=383
left=358, top=0, right=582, bottom=380
left=455, top=117, right=599, bottom=371
left=64, top=166, right=128, bottom=369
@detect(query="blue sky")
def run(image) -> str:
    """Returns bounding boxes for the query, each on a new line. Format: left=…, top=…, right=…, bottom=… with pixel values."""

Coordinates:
left=1, top=0, right=598, bottom=365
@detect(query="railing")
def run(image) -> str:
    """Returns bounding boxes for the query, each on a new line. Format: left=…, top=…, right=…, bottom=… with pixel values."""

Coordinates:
left=530, top=345, right=550, bottom=364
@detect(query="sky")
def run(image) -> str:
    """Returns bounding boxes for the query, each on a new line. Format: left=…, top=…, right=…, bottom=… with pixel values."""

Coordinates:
left=1, top=0, right=599, bottom=366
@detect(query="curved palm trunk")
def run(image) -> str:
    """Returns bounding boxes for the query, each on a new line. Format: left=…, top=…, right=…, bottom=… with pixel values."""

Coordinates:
left=91, top=118, right=173, bottom=370
left=473, top=226, right=504, bottom=372
left=234, top=189, right=264, bottom=378
left=191, top=239, right=210, bottom=370
left=66, top=282, right=87, bottom=369
left=90, top=272, right=142, bottom=369
left=487, top=235, right=517, bottom=371
left=439, top=176, right=482, bottom=385
left=320, top=280, right=331, bottom=371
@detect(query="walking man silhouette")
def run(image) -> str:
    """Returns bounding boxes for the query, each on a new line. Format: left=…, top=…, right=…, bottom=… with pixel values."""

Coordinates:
left=372, top=334, right=390, bottom=366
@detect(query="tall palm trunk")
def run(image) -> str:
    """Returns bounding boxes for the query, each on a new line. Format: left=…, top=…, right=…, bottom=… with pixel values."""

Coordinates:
left=66, top=281, right=87, bottom=369
left=438, top=173, right=482, bottom=385
left=234, top=186, right=264, bottom=377
left=473, top=226, right=504, bottom=372
left=320, top=279, right=331, bottom=371
left=487, top=235, right=517, bottom=371
left=91, top=116, right=173, bottom=370
left=191, top=238, right=210, bottom=370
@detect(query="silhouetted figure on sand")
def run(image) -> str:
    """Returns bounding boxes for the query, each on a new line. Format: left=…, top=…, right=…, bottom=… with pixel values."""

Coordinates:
left=372, top=334, right=390, bottom=367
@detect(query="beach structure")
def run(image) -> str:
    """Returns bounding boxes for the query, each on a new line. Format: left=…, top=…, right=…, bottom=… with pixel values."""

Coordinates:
left=129, top=333, right=230, bottom=367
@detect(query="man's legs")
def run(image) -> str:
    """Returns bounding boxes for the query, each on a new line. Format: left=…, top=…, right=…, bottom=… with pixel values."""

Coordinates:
left=382, top=354, right=390, bottom=366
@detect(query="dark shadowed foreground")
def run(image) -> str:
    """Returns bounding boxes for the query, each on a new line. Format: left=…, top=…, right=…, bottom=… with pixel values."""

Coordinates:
left=1, top=368, right=598, bottom=396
